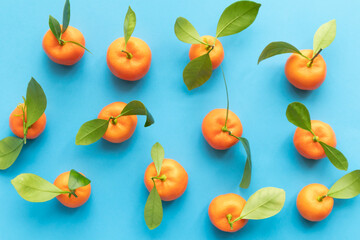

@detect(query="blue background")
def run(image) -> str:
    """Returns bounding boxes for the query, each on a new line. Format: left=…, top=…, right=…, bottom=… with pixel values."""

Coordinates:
left=0, top=0, right=359, bottom=239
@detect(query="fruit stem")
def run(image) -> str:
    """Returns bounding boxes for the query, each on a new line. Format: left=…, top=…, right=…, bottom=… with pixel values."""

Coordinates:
left=111, top=117, right=118, bottom=125
left=122, top=50, right=133, bottom=59
left=21, top=104, right=28, bottom=144
left=68, top=190, right=78, bottom=198
left=58, top=39, right=65, bottom=46
left=307, top=48, right=322, bottom=68
left=317, top=195, right=326, bottom=202
left=226, top=214, right=234, bottom=230
left=313, top=136, right=319, bottom=142
left=152, top=174, right=167, bottom=181
left=220, top=65, right=230, bottom=129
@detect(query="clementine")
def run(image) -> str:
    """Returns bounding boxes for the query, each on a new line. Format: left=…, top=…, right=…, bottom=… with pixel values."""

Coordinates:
left=97, top=102, right=138, bottom=143
left=189, top=35, right=224, bottom=70
left=208, top=193, right=248, bottom=232
left=293, top=120, right=336, bottom=159
left=297, top=183, right=333, bottom=221
left=144, top=158, right=188, bottom=201
left=107, top=37, right=152, bottom=81
left=202, top=109, right=243, bottom=150
left=42, top=25, right=86, bottom=65
left=54, top=171, right=91, bottom=208
left=285, top=49, right=326, bottom=90
left=9, top=104, right=46, bottom=139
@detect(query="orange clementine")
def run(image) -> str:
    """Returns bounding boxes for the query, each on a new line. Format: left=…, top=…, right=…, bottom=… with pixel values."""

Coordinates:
left=107, top=37, right=152, bottom=81
left=42, top=26, right=86, bottom=65
left=293, top=120, right=336, bottom=159
left=54, top=171, right=91, bottom=208
left=208, top=193, right=248, bottom=232
left=189, top=35, right=224, bottom=70
left=97, top=102, right=138, bottom=143
left=9, top=104, right=46, bottom=139
left=202, top=109, right=243, bottom=150
left=285, top=49, right=326, bottom=90
left=144, top=158, right=188, bottom=201
left=297, top=183, right=333, bottom=221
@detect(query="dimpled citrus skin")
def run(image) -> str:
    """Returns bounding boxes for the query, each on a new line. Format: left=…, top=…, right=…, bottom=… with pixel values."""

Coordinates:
left=97, top=102, right=138, bottom=143
left=293, top=120, right=336, bottom=159
left=208, top=193, right=248, bottom=232
left=285, top=49, right=326, bottom=90
left=42, top=26, right=85, bottom=65
left=297, top=183, right=334, bottom=222
left=144, top=159, right=188, bottom=201
left=107, top=37, right=152, bottom=81
left=202, top=109, right=243, bottom=150
left=9, top=104, right=46, bottom=139
left=54, top=171, right=91, bottom=208
left=189, top=35, right=224, bottom=70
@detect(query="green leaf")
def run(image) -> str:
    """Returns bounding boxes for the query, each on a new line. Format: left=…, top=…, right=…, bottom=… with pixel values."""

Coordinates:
left=319, top=142, right=348, bottom=171
left=183, top=53, right=212, bottom=90
left=62, top=0, right=70, bottom=33
left=286, top=102, right=312, bottom=132
left=216, top=1, right=261, bottom=38
left=240, top=187, right=285, bottom=220
left=11, top=173, right=65, bottom=202
left=0, top=137, right=24, bottom=170
left=151, top=142, right=165, bottom=176
left=313, top=19, right=336, bottom=57
left=26, top=78, right=47, bottom=128
left=258, top=41, right=302, bottom=64
left=121, top=100, right=155, bottom=127
left=174, top=17, right=203, bottom=44
left=239, top=137, right=251, bottom=189
left=144, top=183, right=163, bottom=230
left=124, top=6, right=136, bottom=47
left=68, top=169, right=91, bottom=191
left=75, top=119, right=109, bottom=145
left=327, top=170, right=360, bottom=199
left=49, top=15, right=62, bottom=40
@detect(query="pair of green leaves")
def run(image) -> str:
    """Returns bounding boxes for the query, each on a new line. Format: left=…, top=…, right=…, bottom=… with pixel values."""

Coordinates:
left=258, top=19, right=336, bottom=64
left=49, top=0, right=89, bottom=52
left=175, top=1, right=261, bottom=90
left=327, top=170, right=360, bottom=199
left=76, top=100, right=154, bottom=145
left=49, top=0, right=70, bottom=39
left=229, top=187, right=285, bottom=228
left=144, top=143, right=165, bottom=230
left=11, top=169, right=91, bottom=202
left=0, top=78, right=47, bottom=170
left=286, top=102, right=348, bottom=170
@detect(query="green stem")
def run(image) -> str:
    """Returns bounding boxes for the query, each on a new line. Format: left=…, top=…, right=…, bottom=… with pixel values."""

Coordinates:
left=58, top=38, right=92, bottom=53
left=111, top=118, right=118, bottom=125
left=226, top=214, right=233, bottom=230
left=121, top=50, right=133, bottom=59
left=227, top=213, right=243, bottom=229
left=21, top=104, right=27, bottom=144
left=317, top=195, right=326, bottom=202
left=65, top=190, right=78, bottom=198
left=307, top=48, right=322, bottom=68
left=203, top=38, right=215, bottom=50
left=108, top=110, right=131, bottom=124
left=220, top=65, right=230, bottom=129
left=152, top=174, right=167, bottom=181
left=231, top=215, right=242, bottom=223
left=309, top=129, right=319, bottom=142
